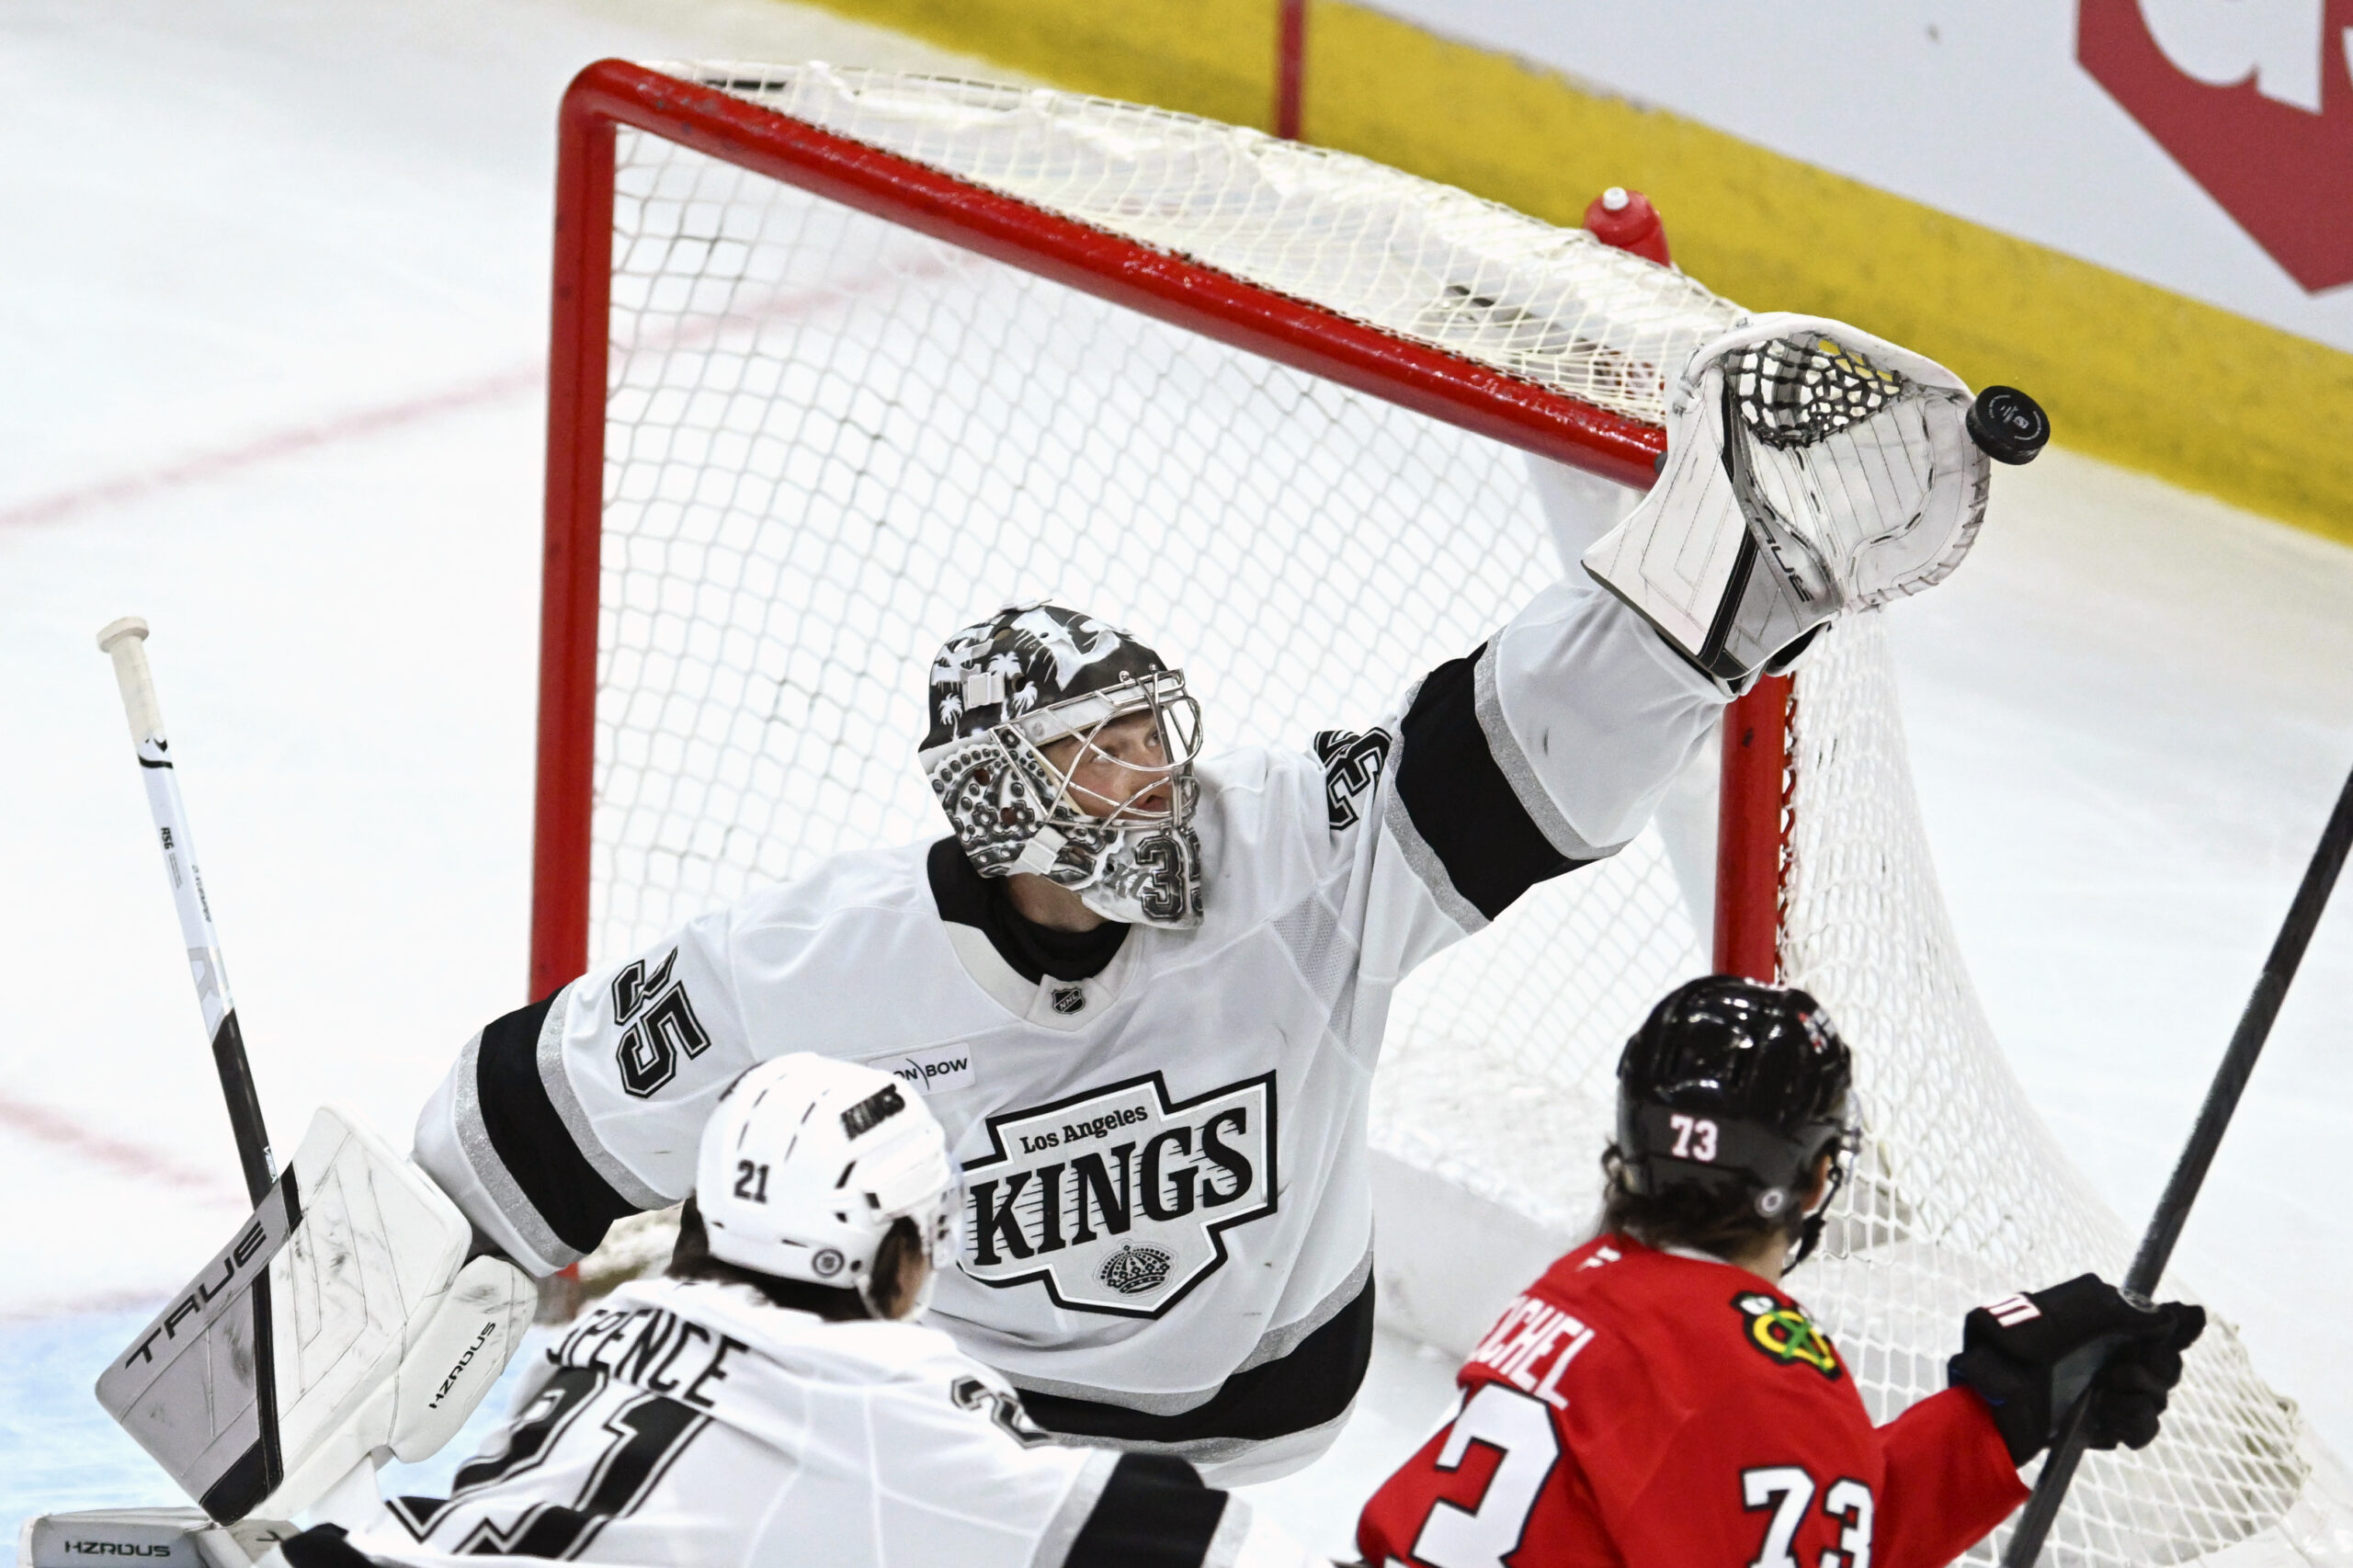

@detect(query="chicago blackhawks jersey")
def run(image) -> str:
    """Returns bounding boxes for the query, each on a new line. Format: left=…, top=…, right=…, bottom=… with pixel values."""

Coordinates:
left=303, top=1276, right=1313, bottom=1568
left=1356, top=1235, right=2029, bottom=1568
left=413, top=575, right=1723, bottom=1480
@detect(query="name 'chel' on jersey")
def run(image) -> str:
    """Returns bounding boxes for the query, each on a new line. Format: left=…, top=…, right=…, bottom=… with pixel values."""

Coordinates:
left=1357, top=1236, right=2029, bottom=1568
left=412, top=571, right=1724, bottom=1478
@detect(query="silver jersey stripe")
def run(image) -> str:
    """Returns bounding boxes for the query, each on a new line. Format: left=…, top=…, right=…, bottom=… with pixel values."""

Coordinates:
left=1033, top=1448, right=1119, bottom=1568
left=1200, top=1491, right=1256, bottom=1568
left=1381, top=784, right=1488, bottom=936
left=1227, top=1248, right=1371, bottom=1380
left=450, top=1028, right=582, bottom=1270
left=1472, top=640, right=1610, bottom=861
left=534, top=982, right=668, bottom=1211
left=1086, top=1404, right=1355, bottom=1483
left=1005, top=1249, right=1371, bottom=1415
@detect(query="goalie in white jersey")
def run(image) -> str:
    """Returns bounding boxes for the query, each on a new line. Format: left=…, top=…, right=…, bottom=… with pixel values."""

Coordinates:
left=411, top=315, right=2042, bottom=1480
left=282, top=1055, right=1316, bottom=1568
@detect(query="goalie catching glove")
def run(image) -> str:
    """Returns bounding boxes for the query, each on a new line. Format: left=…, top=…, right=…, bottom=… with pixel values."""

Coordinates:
left=1947, top=1273, right=2206, bottom=1464
left=96, top=1107, right=536, bottom=1523
left=1583, top=312, right=2047, bottom=693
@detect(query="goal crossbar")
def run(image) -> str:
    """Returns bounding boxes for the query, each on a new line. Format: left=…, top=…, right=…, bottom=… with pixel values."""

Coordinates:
left=533, top=57, right=1724, bottom=1001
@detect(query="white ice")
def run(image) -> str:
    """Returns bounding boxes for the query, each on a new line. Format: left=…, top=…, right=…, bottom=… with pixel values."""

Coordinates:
left=2, top=0, right=2348, bottom=1559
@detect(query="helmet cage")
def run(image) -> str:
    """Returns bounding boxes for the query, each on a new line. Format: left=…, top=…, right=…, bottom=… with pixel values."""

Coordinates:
left=997, top=669, right=1202, bottom=830
left=921, top=668, right=1206, bottom=928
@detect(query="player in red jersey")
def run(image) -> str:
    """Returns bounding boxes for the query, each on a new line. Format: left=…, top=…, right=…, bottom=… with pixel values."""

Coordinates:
left=1358, top=976, right=2205, bottom=1568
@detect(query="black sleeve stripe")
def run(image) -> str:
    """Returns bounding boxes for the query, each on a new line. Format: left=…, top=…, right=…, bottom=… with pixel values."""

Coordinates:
left=475, top=994, right=638, bottom=1256
left=1065, top=1454, right=1231, bottom=1568
left=278, top=1526, right=375, bottom=1568
left=1395, top=645, right=1592, bottom=921
left=1019, top=1272, right=1373, bottom=1443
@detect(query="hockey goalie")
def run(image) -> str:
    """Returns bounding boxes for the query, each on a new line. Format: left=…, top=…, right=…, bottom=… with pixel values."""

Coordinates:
left=400, top=311, right=2045, bottom=1483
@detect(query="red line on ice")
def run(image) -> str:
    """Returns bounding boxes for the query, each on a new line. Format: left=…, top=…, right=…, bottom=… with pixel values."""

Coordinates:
left=0, top=246, right=966, bottom=530
left=0, top=1286, right=175, bottom=1323
left=0, top=367, right=546, bottom=528
left=0, top=1095, right=244, bottom=1197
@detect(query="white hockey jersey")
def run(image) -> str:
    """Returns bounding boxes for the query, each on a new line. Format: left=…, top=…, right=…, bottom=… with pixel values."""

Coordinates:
left=298, top=1277, right=1313, bottom=1568
left=415, top=574, right=1723, bottom=1479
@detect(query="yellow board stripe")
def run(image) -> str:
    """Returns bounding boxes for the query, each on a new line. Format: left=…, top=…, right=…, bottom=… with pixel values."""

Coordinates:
left=800, top=0, right=2353, bottom=546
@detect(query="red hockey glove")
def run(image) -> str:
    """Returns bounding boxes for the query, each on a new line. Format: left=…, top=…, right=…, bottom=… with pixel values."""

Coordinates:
left=1947, top=1273, right=2206, bottom=1464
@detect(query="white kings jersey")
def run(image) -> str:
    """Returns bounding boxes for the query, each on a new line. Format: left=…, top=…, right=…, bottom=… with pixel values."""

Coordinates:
left=294, top=1276, right=1317, bottom=1568
left=414, top=573, right=1724, bottom=1480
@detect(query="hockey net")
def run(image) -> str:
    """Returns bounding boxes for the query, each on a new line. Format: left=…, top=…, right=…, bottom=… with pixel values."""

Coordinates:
left=532, top=61, right=2351, bottom=1568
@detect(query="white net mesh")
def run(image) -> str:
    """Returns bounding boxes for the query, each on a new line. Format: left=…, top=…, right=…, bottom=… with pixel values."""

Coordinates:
left=578, top=62, right=2347, bottom=1568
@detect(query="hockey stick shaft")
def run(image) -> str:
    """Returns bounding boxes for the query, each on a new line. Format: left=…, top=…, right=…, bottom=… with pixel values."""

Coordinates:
left=97, top=617, right=276, bottom=1206
left=2001, top=756, right=2353, bottom=1568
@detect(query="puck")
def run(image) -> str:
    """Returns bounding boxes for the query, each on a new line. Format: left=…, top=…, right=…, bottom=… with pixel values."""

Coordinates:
left=1966, top=385, right=2049, bottom=465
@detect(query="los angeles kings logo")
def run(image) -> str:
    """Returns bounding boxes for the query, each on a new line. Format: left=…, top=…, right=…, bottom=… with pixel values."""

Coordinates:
left=960, top=1072, right=1277, bottom=1317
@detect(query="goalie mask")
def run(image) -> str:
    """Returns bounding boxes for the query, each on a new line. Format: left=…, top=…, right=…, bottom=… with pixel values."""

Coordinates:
left=920, top=602, right=1205, bottom=929
left=1616, top=975, right=1861, bottom=1267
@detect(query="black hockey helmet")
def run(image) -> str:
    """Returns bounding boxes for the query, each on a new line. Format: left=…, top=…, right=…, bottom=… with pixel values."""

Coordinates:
left=1616, top=975, right=1858, bottom=1253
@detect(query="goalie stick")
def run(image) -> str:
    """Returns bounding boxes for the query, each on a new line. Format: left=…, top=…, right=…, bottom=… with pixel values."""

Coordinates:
left=2002, top=756, right=2353, bottom=1568
left=79, top=619, right=538, bottom=1537
left=97, top=616, right=274, bottom=1205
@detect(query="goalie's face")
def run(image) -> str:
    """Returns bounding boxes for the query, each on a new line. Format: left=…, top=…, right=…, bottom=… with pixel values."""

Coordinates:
left=1041, top=711, right=1176, bottom=819
left=1029, top=680, right=1202, bottom=825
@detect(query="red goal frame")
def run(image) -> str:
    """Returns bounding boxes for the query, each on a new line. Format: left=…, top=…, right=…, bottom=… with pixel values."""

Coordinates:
left=528, top=58, right=1790, bottom=1004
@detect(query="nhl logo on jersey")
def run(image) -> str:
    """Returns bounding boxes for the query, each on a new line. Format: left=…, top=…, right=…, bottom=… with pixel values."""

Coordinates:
left=960, top=1071, right=1277, bottom=1317
left=1733, top=1292, right=1842, bottom=1380
left=1049, top=985, right=1087, bottom=1016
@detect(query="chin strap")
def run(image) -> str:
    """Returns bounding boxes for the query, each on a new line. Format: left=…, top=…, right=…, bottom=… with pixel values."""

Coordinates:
left=1784, top=1149, right=1854, bottom=1272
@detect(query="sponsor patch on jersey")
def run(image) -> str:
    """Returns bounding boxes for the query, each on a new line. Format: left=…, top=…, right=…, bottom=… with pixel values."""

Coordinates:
left=866, top=1043, right=976, bottom=1096
left=1733, top=1292, right=1842, bottom=1380
left=959, top=1071, right=1278, bottom=1317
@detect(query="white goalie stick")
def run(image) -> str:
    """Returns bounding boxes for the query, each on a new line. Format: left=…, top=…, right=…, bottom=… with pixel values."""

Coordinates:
left=97, top=616, right=277, bottom=1204
left=72, top=619, right=537, bottom=1541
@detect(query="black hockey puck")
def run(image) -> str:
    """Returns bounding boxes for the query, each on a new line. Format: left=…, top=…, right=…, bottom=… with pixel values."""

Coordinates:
left=1966, top=385, right=2050, bottom=464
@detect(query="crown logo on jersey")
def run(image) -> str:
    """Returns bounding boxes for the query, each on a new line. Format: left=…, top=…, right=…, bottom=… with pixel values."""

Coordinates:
left=1733, top=1292, right=1842, bottom=1380
left=1098, top=1244, right=1174, bottom=1295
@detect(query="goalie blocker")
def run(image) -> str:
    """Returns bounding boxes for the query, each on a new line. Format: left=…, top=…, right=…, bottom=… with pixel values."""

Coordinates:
left=92, top=1108, right=535, bottom=1524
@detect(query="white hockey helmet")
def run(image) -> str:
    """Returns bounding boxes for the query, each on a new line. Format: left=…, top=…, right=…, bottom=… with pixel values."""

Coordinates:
left=695, top=1054, right=958, bottom=1316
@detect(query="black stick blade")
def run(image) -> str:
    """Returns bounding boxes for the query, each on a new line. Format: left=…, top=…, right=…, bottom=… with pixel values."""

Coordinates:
left=1969, top=386, right=2051, bottom=464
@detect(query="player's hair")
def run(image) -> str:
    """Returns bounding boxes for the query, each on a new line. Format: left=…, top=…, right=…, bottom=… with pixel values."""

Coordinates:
left=1597, top=1142, right=1807, bottom=1259
left=666, top=1198, right=927, bottom=1321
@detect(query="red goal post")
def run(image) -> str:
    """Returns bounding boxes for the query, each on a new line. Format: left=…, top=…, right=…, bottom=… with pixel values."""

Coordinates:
left=528, top=57, right=1789, bottom=1003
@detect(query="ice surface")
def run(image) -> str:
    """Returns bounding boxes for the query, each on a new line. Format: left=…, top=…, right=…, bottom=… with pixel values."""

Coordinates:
left=0, top=0, right=2347, bottom=1553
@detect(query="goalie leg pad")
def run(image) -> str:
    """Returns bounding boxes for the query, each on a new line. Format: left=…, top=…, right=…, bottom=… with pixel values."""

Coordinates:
left=17, top=1510, right=295, bottom=1568
left=97, top=1108, right=533, bottom=1524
